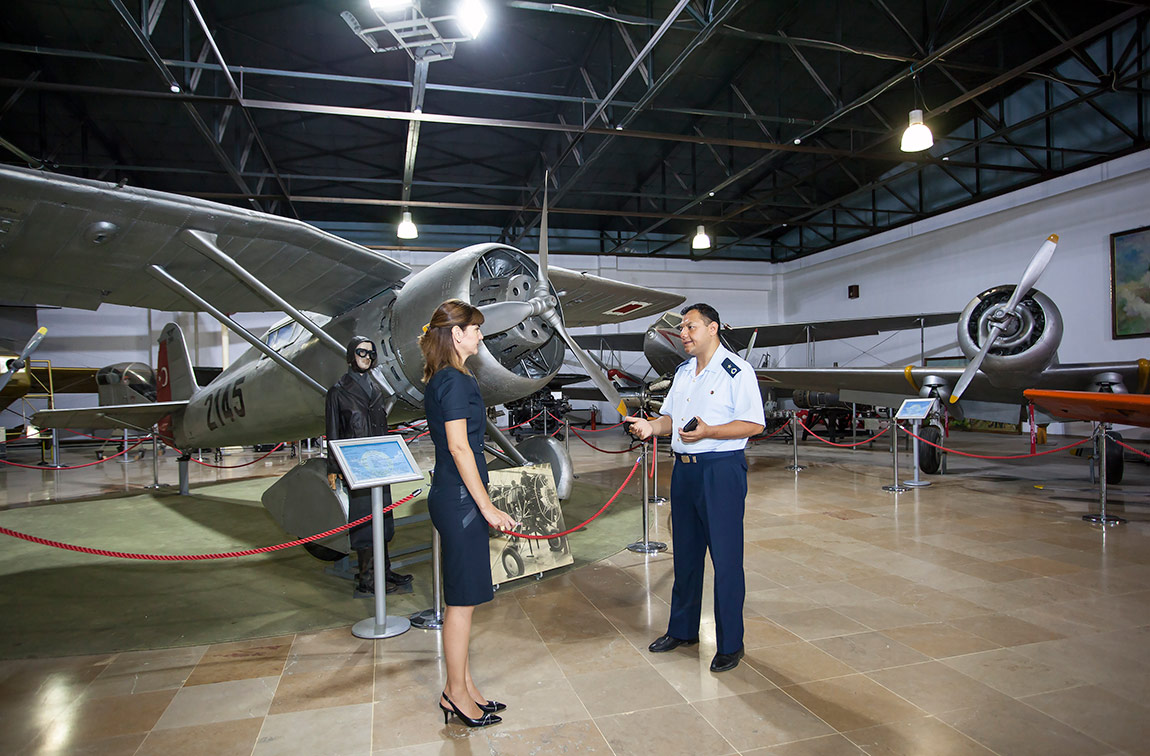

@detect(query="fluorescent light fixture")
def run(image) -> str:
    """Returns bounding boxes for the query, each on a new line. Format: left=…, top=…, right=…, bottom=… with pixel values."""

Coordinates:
left=900, top=109, right=933, bottom=152
left=691, top=225, right=711, bottom=250
left=457, top=0, right=487, bottom=38
left=397, top=211, right=418, bottom=239
left=370, top=0, right=415, bottom=11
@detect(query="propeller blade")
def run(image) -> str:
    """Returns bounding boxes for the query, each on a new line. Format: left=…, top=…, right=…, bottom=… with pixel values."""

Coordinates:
left=1002, top=234, right=1058, bottom=314
left=950, top=322, right=1002, bottom=403
left=477, top=301, right=536, bottom=335
left=542, top=310, right=628, bottom=417
left=534, top=171, right=551, bottom=300
left=0, top=326, right=47, bottom=393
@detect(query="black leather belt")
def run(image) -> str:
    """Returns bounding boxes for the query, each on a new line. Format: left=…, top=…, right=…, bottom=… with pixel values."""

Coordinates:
left=676, top=450, right=743, bottom=464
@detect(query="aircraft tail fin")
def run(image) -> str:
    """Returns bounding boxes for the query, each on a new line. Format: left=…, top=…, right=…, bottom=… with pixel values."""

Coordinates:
left=157, top=323, right=199, bottom=403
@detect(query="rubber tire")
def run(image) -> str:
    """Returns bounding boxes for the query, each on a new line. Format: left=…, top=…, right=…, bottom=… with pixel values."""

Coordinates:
left=502, top=547, right=525, bottom=578
left=1106, top=431, right=1125, bottom=485
left=303, top=542, right=347, bottom=562
left=549, top=534, right=568, bottom=552
left=918, top=425, right=943, bottom=475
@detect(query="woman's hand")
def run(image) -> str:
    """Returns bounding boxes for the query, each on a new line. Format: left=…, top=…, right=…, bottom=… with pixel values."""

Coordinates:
left=327, top=473, right=339, bottom=490
left=483, top=505, right=520, bottom=531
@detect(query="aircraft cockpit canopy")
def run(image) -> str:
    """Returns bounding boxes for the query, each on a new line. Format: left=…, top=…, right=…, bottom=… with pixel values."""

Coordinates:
left=96, top=362, right=157, bottom=403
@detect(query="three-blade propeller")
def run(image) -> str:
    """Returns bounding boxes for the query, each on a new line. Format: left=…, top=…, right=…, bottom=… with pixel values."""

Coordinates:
left=477, top=173, right=628, bottom=416
left=950, top=234, right=1058, bottom=403
left=0, top=326, right=48, bottom=393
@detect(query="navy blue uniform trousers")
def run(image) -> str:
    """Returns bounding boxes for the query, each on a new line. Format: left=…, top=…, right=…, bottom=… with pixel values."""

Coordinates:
left=666, top=450, right=747, bottom=654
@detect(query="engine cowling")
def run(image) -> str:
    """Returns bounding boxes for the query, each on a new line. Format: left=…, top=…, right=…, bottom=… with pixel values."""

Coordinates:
left=384, top=243, right=565, bottom=407
left=957, top=285, right=1062, bottom=387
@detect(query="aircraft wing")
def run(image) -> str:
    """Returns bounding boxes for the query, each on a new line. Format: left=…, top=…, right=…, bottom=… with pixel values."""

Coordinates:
left=572, top=312, right=959, bottom=352
left=548, top=267, right=685, bottom=328
left=33, top=401, right=189, bottom=431
left=723, top=313, right=961, bottom=351
left=1024, top=389, right=1150, bottom=427
left=755, top=360, right=1150, bottom=406
left=0, top=166, right=411, bottom=315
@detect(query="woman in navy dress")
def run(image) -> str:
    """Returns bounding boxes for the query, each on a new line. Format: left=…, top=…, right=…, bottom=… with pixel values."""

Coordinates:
left=419, top=298, right=518, bottom=729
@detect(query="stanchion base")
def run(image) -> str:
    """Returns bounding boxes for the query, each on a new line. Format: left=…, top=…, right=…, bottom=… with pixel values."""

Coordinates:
left=144, top=483, right=172, bottom=490
left=1082, top=513, right=1127, bottom=526
left=352, top=615, right=411, bottom=639
left=627, top=540, right=667, bottom=554
left=785, top=465, right=805, bottom=471
left=648, top=496, right=668, bottom=504
left=902, top=480, right=932, bottom=487
left=882, top=484, right=909, bottom=493
left=409, top=608, right=443, bottom=630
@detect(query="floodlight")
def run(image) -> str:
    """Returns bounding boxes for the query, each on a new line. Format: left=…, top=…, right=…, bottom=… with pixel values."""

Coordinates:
left=691, top=225, right=711, bottom=250
left=900, top=109, right=934, bottom=152
left=457, top=0, right=487, bottom=38
left=397, top=211, right=418, bottom=239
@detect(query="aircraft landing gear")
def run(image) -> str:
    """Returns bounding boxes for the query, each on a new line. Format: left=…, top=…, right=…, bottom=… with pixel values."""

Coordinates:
left=919, top=425, right=943, bottom=475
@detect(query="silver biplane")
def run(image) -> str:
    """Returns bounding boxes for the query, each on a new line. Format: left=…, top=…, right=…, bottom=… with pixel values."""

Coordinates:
left=0, top=164, right=683, bottom=534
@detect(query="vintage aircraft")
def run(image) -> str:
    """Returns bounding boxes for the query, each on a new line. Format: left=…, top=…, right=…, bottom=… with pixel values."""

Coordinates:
left=754, top=234, right=1149, bottom=481
left=0, top=164, right=683, bottom=533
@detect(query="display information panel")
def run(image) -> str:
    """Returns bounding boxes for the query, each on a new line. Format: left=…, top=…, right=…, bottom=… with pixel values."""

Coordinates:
left=327, top=435, right=424, bottom=490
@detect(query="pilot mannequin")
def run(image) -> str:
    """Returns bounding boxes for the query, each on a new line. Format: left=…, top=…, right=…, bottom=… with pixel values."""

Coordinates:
left=325, top=335, right=413, bottom=595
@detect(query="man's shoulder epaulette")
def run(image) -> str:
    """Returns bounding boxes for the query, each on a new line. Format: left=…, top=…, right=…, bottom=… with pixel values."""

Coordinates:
left=721, top=357, right=741, bottom=377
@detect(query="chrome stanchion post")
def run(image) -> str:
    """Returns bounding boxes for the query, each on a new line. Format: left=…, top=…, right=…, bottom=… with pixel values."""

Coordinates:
left=649, top=435, right=667, bottom=504
left=882, top=419, right=908, bottom=493
left=410, top=529, right=444, bottom=630
left=785, top=411, right=804, bottom=472
left=50, top=428, right=61, bottom=468
left=564, top=417, right=570, bottom=457
left=628, top=442, right=666, bottom=554
left=903, top=420, right=931, bottom=488
left=145, top=432, right=168, bottom=489
left=851, top=402, right=857, bottom=450
left=178, top=453, right=190, bottom=495
left=1083, top=424, right=1126, bottom=526
left=353, top=485, right=412, bottom=639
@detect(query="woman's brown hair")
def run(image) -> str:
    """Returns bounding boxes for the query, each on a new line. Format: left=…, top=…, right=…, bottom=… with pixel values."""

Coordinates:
left=418, top=298, right=485, bottom=383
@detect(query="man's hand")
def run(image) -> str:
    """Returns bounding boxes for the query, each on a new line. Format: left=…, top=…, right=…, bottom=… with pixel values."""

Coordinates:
left=679, top=417, right=709, bottom=444
left=623, top=415, right=653, bottom=440
left=328, top=473, right=339, bottom=490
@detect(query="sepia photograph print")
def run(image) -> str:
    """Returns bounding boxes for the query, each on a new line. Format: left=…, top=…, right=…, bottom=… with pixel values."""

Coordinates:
left=487, top=464, right=573, bottom=585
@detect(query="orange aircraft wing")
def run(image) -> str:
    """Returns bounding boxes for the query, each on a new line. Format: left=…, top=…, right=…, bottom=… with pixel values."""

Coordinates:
left=1024, top=389, right=1150, bottom=427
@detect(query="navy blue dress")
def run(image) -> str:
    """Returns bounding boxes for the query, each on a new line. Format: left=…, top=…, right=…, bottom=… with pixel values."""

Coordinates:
left=425, top=367, right=493, bottom=606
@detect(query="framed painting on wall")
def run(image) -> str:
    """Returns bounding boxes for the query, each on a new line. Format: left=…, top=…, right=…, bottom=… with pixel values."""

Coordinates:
left=1112, top=224, right=1150, bottom=339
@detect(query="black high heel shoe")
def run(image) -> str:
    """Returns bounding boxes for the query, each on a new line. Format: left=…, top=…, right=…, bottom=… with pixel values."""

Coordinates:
left=439, top=691, right=501, bottom=728
left=477, top=699, right=507, bottom=713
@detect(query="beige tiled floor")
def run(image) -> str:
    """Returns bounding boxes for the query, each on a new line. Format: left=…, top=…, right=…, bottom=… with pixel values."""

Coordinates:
left=2, top=430, right=1150, bottom=754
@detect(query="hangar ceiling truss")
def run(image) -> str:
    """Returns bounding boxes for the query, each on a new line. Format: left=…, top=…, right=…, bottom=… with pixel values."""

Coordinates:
left=0, top=0, right=1146, bottom=262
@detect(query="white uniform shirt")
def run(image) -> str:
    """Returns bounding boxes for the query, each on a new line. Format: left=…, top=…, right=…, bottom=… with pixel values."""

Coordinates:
left=660, top=344, right=766, bottom=454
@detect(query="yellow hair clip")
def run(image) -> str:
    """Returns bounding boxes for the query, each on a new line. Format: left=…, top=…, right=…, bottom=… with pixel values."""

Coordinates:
left=421, top=323, right=430, bottom=334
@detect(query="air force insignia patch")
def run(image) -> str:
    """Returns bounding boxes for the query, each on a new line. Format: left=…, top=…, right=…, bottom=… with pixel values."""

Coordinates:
left=721, top=358, right=740, bottom=377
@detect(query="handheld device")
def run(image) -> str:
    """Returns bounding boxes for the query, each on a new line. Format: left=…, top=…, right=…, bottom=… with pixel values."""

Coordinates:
left=682, top=417, right=699, bottom=432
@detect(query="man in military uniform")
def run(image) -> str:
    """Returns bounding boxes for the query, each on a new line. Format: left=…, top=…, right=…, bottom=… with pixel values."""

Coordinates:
left=625, top=304, right=764, bottom=672
left=326, top=336, right=413, bottom=596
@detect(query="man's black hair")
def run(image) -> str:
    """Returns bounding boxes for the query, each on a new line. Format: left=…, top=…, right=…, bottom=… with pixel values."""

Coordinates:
left=680, top=303, right=721, bottom=329
left=345, top=335, right=378, bottom=369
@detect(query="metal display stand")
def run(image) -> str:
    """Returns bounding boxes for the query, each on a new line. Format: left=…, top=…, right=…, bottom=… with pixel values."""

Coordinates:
left=409, top=529, right=444, bottom=630
left=882, top=420, right=908, bottom=493
left=1083, top=424, right=1126, bottom=526
left=785, top=412, right=804, bottom=472
left=628, top=443, right=666, bottom=554
left=902, top=419, right=932, bottom=488
left=352, top=485, right=411, bottom=639
left=144, top=433, right=169, bottom=489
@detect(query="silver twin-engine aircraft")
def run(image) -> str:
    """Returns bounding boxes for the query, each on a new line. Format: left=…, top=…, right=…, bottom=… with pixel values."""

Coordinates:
left=0, top=164, right=684, bottom=506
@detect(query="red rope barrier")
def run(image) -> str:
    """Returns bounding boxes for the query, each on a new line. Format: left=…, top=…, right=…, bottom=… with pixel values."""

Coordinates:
left=501, top=457, right=642, bottom=540
left=0, top=437, right=151, bottom=470
left=498, top=409, right=545, bottom=432
left=899, top=425, right=1091, bottom=459
left=751, top=423, right=790, bottom=441
left=1110, top=436, right=1150, bottom=460
left=548, top=411, right=625, bottom=433
left=797, top=419, right=890, bottom=448
left=0, top=489, right=423, bottom=560
left=569, top=425, right=641, bottom=454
